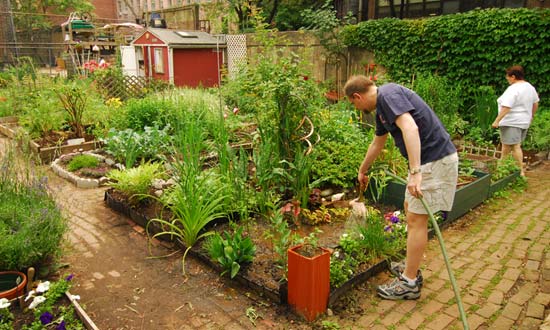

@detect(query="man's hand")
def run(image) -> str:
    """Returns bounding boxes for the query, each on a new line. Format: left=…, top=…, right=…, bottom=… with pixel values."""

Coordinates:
left=407, top=173, right=423, bottom=198
left=358, top=172, right=369, bottom=186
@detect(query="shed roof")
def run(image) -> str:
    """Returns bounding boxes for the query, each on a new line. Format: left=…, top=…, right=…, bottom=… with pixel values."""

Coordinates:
left=135, top=28, right=226, bottom=48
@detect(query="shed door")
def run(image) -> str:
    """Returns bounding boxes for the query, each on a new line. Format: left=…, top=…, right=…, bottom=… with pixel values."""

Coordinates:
left=120, top=46, right=138, bottom=76
left=172, top=48, right=222, bottom=88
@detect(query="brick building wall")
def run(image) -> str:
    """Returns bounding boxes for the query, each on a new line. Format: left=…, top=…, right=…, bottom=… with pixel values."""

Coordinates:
left=92, top=0, right=119, bottom=22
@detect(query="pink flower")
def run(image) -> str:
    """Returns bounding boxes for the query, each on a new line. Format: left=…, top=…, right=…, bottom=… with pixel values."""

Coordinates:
left=232, top=107, right=239, bottom=115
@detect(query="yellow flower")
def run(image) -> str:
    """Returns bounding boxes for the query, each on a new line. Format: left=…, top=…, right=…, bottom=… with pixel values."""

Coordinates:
left=106, top=97, right=123, bottom=109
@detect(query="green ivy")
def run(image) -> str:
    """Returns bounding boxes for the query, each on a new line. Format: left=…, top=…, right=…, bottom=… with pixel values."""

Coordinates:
left=342, top=8, right=550, bottom=108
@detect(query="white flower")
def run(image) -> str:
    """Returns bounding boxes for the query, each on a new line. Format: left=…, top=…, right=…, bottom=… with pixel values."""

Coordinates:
left=36, top=281, right=50, bottom=293
left=25, top=290, right=36, bottom=301
left=0, top=298, right=10, bottom=309
left=341, top=233, right=348, bottom=239
left=393, top=211, right=401, bottom=217
left=28, top=296, right=46, bottom=309
left=359, top=234, right=364, bottom=240
left=333, top=251, right=340, bottom=258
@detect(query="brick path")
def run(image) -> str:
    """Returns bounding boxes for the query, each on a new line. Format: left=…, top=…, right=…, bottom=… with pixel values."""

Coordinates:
left=4, top=135, right=550, bottom=329
left=327, top=160, right=550, bottom=330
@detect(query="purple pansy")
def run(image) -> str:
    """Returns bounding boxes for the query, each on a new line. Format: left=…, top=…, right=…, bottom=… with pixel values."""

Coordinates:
left=65, top=274, right=74, bottom=281
left=56, top=320, right=66, bottom=330
left=40, top=311, right=54, bottom=325
left=390, top=215, right=400, bottom=224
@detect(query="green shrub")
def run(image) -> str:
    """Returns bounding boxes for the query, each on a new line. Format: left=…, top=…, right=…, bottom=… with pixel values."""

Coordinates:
left=310, top=139, right=365, bottom=189
left=0, top=184, right=67, bottom=271
left=524, top=107, right=550, bottom=152
left=410, top=73, right=467, bottom=138
left=106, top=162, right=165, bottom=204
left=310, top=107, right=370, bottom=189
left=124, top=97, right=173, bottom=131
left=342, top=8, right=550, bottom=111
left=18, top=88, right=65, bottom=139
left=0, top=145, right=67, bottom=272
left=490, top=156, right=520, bottom=182
left=66, top=154, right=99, bottom=172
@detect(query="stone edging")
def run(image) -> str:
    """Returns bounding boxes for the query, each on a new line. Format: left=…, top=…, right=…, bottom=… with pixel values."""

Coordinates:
left=51, top=151, right=109, bottom=189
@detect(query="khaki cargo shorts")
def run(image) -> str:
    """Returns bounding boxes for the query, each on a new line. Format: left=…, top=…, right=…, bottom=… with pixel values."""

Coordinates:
left=405, top=152, right=459, bottom=215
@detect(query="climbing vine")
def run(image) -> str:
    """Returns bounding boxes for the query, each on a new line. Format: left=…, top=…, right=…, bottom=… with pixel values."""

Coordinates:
left=341, top=8, right=550, bottom=109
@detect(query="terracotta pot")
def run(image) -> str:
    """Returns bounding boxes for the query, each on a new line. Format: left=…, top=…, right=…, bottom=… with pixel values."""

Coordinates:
left=287, top=244, right=331, bottom=322
left=0, top=271, right=27, bottom=300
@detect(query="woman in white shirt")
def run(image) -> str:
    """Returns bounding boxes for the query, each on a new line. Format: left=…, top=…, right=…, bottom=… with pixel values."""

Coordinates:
left=492, top=65, right=539, bottom=176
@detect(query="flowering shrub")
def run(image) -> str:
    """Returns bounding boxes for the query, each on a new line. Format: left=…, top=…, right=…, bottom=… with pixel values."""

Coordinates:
left=0, top=275, right=85, bottom=330
left=330, top=207, right=407, bottom=288
left=383, top=210, right=407, bottom=237
left=82, top=59, right=109, bottom=73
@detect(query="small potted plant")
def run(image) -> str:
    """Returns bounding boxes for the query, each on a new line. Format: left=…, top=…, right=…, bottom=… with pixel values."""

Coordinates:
left=287, top=232, right=331, bottom=322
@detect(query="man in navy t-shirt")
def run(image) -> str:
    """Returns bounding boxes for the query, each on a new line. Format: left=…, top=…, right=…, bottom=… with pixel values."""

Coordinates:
left=344, top=75, right=458, bottom=300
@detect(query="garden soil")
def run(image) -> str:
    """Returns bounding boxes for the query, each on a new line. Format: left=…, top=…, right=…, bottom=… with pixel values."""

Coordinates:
left=4, top=135, right=550, bottom=329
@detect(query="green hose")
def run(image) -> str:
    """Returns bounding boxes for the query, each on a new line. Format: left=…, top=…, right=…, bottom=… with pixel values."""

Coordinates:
left=385, top=170, right=470, bottom=330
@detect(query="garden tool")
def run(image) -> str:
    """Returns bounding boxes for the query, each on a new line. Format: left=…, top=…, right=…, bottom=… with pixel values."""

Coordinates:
left=346, top=181, right=367, bottom=230
left=384, top=170, right=469, bottom=330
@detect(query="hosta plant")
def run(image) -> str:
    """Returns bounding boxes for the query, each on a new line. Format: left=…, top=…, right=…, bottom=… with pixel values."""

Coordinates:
left=205, top=226, right=256, bottom=278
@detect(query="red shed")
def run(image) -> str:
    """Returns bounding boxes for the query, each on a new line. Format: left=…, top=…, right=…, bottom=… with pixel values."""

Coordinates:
left=131, top=28, right=225, bottom=87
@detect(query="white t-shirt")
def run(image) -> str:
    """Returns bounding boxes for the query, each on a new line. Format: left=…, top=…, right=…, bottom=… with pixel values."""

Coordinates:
left=497, top=81, right=539, bottom=129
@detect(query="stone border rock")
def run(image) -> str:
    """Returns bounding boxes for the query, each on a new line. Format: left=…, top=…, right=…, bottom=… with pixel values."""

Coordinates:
left=51, top=151, right=113, bottom=189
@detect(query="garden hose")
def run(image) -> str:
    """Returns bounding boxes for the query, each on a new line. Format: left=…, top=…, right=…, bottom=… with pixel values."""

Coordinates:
left=384, top=170, right=470, bottom=330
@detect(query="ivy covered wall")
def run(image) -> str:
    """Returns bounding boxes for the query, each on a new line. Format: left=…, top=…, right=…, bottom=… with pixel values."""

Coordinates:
left=341, top=8, right=550, bottom=108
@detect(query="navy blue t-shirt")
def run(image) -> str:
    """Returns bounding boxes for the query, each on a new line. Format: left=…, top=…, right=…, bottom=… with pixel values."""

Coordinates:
left=375, top=83, right=456, bottom=164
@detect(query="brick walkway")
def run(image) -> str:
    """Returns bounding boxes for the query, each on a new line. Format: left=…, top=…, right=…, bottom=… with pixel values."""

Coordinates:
left=328, top=160, right=550, bottom=330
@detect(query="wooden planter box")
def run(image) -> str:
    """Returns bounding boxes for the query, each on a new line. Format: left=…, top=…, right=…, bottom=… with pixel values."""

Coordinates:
left=287, top=245, right=331, bottom=322
left=367, top=171, right=491, bottom=222
left=445, top=171, right=491, bottom=222
left=0, top=116, right=101, bottom=163
left=366, top=178, right=407, bottom=208
left=488, top=171, right=520, bottom=197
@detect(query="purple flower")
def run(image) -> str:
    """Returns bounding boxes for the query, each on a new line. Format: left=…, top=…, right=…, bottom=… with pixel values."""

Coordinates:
left=390, top=215, right=400, bottom=224
left=65, top=274, right=74, bottom=281
left=56, top=320, right=66, bottom=330
left=40, top=311, right=54, bottom=325
left=384, top=225, right=392, bottom=232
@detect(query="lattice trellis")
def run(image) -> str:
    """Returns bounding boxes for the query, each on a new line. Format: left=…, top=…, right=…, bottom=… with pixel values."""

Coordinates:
left=96, top=75, right=149, bottom=101
left=226, top=34, right=247, bottom=79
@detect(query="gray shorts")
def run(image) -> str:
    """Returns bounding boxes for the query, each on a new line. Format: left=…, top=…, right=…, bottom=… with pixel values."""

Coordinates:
left=405, top=152, right=459, bottom=215
left=500, top=126, right=527, bottom=145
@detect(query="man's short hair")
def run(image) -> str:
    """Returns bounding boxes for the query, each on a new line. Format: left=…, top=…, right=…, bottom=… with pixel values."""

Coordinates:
left=344, top=75, right=375, bottom=97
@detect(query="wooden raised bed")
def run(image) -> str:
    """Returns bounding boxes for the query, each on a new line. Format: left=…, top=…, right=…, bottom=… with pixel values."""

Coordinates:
left=0, top=116, right=101, bottom=163
left=488, top=171, right=520, bottom=197
left=367, top=171, right=491, bottom=222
